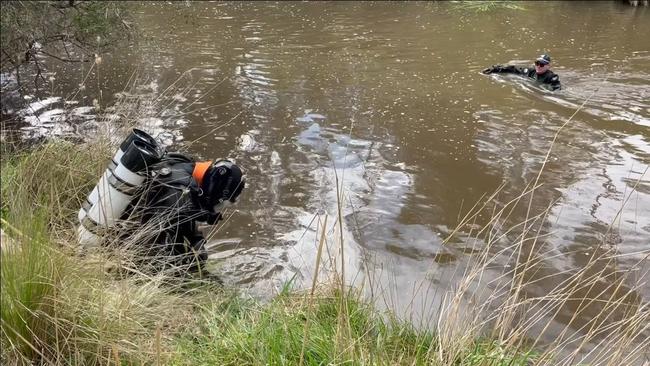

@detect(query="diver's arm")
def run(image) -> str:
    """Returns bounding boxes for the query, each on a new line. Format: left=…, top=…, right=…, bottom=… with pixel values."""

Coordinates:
left=179, top=218, right=208, bottom=263
left=205, top=212, right=223, bottom=225
left=482, top=64, right=527, bottom=75
left=548, top=75, right=561, bottom=91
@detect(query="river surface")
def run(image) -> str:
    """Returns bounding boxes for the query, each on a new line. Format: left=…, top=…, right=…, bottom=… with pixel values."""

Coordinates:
left=3, top=1, right=649, bottom=361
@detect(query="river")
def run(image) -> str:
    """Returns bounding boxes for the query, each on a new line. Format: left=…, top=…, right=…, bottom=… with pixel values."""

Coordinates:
left=3, top=1, right=649, bottom=361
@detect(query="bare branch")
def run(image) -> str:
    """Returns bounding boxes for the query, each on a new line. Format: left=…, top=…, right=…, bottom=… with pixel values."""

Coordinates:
left=1, top=49, right=18, bottom=68
left=38, top=49, right=91, bottom=63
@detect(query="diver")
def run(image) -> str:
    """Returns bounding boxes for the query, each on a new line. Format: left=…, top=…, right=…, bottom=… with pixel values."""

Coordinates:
left=482, top=54, right=561, bottom=91
left=135, top=152, right=246, bottom=273
left=77, top=129, right=246, bottom=277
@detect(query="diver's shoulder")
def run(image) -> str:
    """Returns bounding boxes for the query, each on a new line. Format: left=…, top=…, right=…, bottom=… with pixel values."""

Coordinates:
left=546, top=70, right=560, bottom=81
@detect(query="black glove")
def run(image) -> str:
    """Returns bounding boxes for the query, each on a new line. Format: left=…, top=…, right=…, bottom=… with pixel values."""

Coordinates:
left=483, top=65, right=502, bottom=74
left=206, top=212, right=223, bottom=225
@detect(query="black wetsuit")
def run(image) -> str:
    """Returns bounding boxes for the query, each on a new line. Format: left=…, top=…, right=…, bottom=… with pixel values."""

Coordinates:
left=135, top=153, right=221, bottom=268
left=485, top=65, right=561, bottom=91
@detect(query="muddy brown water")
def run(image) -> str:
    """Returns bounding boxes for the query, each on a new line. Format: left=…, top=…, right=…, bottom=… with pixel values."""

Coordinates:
left=4, top=1, right=650, bottom=360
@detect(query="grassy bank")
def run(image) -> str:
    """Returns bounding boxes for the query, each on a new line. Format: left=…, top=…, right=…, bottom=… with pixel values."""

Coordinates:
left=169, top=287, right=537, bottom=366
left=1, top=141, right=200, bottom=365
left=0, top=142, right=535, bottom=365
left=1, top=140, right=647, bottom=365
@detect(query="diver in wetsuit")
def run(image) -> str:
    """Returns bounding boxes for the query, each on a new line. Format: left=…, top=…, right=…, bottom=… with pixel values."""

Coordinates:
left=136, top=152, right=245, bottom=273
left=482, top=54, right=561, bottom=91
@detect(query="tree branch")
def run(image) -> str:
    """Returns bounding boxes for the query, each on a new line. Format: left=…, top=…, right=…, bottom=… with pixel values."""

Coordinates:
left=61, top=40, right=73, bottom=59
left=32, top=57, right=47, bottom=94
left=38, top=49, right=91, bottom=63
left=1, top=49, right=18, bottom=68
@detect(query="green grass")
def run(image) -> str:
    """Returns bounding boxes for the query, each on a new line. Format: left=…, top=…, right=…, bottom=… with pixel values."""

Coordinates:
left=170, top=289, right=536, bottom=366
left=171, top=290, right=434, bottom=365
left=1, top=141, right=103, bottom=362
left=0, top=141, right=202, bottom=365
left=1, top=211, right=58, bottom=362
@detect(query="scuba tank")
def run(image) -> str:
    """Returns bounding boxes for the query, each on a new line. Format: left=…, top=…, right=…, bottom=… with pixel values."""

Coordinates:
left=77, top=129, right=163, bottom=248
left=78, top=128, right=158, bottom=222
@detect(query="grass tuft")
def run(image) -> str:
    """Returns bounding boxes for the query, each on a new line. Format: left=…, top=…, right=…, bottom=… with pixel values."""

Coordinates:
left=0, top=141, right=203, bottom=365
left=170, top=289, right=441, bottom=366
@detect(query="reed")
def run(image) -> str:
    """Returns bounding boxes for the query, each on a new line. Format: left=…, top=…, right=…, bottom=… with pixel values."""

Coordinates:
left=0, top=140, right=208, bottom=365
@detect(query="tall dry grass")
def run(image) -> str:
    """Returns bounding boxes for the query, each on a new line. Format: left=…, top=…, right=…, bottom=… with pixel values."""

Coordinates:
left=0, top=141, right=216, bottom=365
left=374, top=88, right=649, bottom=365
left=426, top=181, right=649, bottom=365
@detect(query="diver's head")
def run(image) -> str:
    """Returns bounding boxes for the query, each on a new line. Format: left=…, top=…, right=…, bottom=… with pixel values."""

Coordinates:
left=534, top=54, right=551, bottom=74
left=193, top=159, right=245, bottom=212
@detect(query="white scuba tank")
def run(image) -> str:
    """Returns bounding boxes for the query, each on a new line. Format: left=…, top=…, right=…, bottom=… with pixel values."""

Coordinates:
left=77, top=129, right=162, bottom=248
left=78, top=129, right=159, bottom=222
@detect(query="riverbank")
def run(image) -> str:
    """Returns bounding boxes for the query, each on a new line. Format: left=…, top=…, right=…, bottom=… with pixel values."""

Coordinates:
left=0, top=140, right=537, bottom=365
left=2, top=138, right=648, bottom=365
